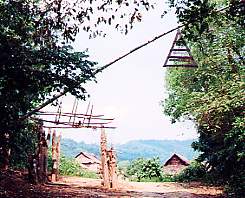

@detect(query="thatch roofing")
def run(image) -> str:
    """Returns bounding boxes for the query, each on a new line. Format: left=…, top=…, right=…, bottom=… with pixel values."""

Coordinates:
left=163, top=153, right=190, bottom=166
left=75, top=151, right=101, bottom=165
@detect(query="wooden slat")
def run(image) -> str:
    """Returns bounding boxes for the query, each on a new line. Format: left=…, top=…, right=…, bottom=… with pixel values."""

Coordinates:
left=163, top=64, right=197, bottom=67
left=170, top=48, right=190, bottom=51
left=169, top=58, right=193, bottom=62
left=168, top=56, right=194, bottom=59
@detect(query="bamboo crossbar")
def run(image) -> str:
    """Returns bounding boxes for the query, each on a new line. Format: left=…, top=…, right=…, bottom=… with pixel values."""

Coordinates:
left=37, top=111, right=104, bottom=118
left=31, top=117, right=112, bottom=126
left=36, top=112, right=114, bottom=120
left=43, top=125, right=116, bottom=129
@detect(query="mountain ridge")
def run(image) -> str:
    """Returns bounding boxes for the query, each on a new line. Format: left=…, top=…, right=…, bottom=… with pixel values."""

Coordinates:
left=60, top=138, right=198, bottom=162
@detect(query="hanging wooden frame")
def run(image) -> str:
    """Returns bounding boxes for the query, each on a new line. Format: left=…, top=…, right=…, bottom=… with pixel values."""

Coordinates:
left=163, top=29, right=198, bottom=68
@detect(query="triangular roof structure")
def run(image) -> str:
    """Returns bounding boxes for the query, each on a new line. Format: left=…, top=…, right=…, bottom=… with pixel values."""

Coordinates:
left=164, top=153, right=190, bottom=166
left=75, top=151, right=101, bottom=164
left=163, top=29, right=198, bottom=68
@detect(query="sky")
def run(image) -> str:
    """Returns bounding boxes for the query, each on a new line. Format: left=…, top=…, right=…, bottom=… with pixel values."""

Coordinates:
left=43, top=3, right=198, bottom=144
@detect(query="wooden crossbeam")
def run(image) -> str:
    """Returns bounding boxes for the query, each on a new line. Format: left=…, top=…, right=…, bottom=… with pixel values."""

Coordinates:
left=43, top=125, right=116, bottom=129
left=37, top=111, right=104, bottom=118
left=37, top=113, right=113, bottom=120
left=31, top=117, right=113, bottom=126
left=33, top=110, right=116, bottom=129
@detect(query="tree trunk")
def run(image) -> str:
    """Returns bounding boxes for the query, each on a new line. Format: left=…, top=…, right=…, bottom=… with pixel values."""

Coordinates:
left=1, top=147, right=11, bottom=170
left=0, top=133, right=11, bottom=170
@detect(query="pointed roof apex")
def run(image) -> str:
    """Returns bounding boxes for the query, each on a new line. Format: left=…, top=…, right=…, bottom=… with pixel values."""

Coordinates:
left=164, top=153, right=190, bottom=166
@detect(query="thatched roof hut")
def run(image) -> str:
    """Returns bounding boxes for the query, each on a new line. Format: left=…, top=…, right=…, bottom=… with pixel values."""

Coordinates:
left=75, top=152, right=101, bottom=173
left=163, top=153, right=190, bottom=175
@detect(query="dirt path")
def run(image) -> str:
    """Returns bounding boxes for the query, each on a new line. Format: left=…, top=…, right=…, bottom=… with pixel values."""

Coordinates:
left=0, top=171, right=225, bottom=198
left=57, top=176, right=224, bottom=198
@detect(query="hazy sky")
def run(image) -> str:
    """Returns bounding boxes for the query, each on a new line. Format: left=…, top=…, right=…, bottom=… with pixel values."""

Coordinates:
left=44, top=3, right=198, bottom=144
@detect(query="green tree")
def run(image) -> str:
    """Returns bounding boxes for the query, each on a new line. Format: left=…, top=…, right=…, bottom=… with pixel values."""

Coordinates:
left=163, top=0, right=245, bottom=196
left=127, top=157, right=163, bottom=182
left=175, top=161, right=206, bottom=182
left=0, top=0, right=96, bottom=169
left=0, top=0, right=154, bottom=170
left=59, top=155, right=98, bottom=178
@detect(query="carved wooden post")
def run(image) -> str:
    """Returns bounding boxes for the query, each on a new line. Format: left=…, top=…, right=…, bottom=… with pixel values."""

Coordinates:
left=51, top=130, right=58, bottom=182
left=38, top=125, right=48, bottom=183
left=56, top=134, right=61, bottom=180
left=44, top=129, right=51, bottom=176
left=30, top=124, right=49, bottom=184
left=100, top=128, right=110, bottom=188
left=107, top=149, right=113, bottom=188
left=110, top=147, right=118, bottom=189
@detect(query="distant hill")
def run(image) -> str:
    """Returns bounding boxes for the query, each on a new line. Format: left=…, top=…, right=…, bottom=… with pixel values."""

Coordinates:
left=116, top=139, right=197, bottom=162
left=60, top=138, right=198, bottom=163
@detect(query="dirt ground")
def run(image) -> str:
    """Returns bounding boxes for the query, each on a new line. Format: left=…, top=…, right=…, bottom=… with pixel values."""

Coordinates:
left=0, top=170, right=225, bottom=198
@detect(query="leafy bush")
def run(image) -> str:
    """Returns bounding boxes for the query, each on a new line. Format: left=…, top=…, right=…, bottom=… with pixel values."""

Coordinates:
left=126, top=157, right=164, bottom=182
left=59, top=156, right=98, bottom=178
left=161, top=174, right=176, bottom=182
left=48, top=151, right=98, bottom=179
left=174, top=161, right=206, bottom=182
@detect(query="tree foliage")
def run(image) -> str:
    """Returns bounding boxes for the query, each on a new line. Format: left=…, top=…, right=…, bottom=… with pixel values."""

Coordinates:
left=126, top=157, right=163, bottom=182
left=0, top=0, right=154, bottom=169
left=0, top=0, right=96, bottom=169
left=164, top=0, right=244, bottom=196
left=47, top=150, right=98, bottom=178
left=174, top=161, right=206, bottom=182
left=59, top=155, right=98, bottom=178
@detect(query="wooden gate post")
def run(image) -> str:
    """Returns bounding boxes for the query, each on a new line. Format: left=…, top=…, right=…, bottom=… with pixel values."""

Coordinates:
left=56, top=134, right=61, bottom=180
left=100, top=128, right=110, bottom=188
left=51, top=130, right=58, bottom=182
left=30, top=124, right=50, bottom=183
left=110, top=147, right=118, bottom=189
left=51, top=130, right=61, bottom=182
